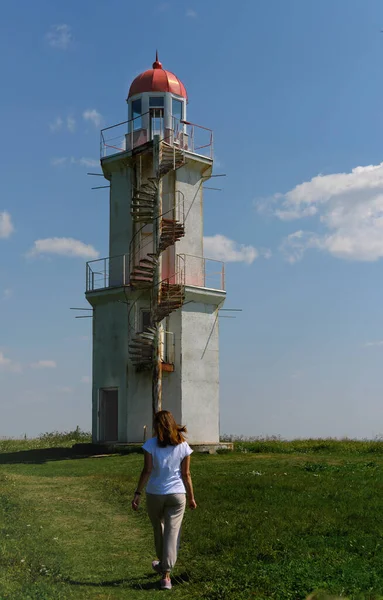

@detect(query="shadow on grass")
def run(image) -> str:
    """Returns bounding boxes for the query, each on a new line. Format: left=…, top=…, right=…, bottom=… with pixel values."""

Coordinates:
left=62, top=572, right=190, bottom=591
left=0, top=444, right=143, bottom=465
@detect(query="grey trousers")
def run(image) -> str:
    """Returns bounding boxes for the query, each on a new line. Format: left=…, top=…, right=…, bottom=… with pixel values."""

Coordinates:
left=146, top=493, right=186, bottom=572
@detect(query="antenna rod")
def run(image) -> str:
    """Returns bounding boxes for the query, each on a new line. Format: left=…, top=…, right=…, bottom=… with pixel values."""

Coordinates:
left=92, top=185, right=110, bottom=190
left=87, top=173, right=104, bottom=176
left=70, top=307, right=93, bottom=311
left=202, top=174, right=226, bottom=178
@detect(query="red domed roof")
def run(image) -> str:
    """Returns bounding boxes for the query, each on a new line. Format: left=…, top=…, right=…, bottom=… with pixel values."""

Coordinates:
left=128, top=52, right=187, bottom=100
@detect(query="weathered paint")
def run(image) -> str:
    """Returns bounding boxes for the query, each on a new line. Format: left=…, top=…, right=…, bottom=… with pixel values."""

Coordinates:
left=88, top=134, right=224, bottom=444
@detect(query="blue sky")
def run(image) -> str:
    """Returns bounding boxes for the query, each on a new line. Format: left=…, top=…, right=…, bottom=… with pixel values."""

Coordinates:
left=2, top=0, right=383, bottom=438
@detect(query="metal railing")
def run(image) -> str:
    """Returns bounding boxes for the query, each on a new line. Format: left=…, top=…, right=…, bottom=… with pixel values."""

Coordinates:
left=100, top=114, right=213, bottom=159
left=129, top=191, right=185, bottom=275
left=173, top=118, right=213, bottom=159
left=180, top=254, right=225, bottom=291
left=86, top=252, right=224, bottom=292
left=86, top=254, right=129, bottom=292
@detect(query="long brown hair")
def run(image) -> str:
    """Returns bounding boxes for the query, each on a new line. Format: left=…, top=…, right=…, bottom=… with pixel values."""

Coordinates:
left=154, top=410, right=187, bottom=447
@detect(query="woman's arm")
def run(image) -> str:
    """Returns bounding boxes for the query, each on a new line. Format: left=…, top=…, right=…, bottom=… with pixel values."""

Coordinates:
left=131, top=450, right=153, bottom=511
left=181, top=455, right=197, bottom=510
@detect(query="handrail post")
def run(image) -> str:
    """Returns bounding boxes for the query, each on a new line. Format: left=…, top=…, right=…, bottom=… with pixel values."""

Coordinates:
left=123, top=254, right=126, bottom=285
left=104, top=258, right=107, bottom=288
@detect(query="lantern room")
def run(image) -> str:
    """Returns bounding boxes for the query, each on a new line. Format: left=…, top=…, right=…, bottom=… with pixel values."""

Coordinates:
left=125, top=52, right=188, bottom=151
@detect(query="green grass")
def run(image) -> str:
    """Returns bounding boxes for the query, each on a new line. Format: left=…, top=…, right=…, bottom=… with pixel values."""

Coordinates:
left=1, top=433, right=383, bottom=599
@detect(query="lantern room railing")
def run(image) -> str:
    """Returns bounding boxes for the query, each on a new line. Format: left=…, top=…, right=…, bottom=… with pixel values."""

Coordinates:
left=86, top=253, right=225, bottom=293
left=100, top=115, right=213, bottom=159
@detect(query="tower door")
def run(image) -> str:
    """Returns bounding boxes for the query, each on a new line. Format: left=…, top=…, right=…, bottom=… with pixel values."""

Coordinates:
left=150, top=108, right=164, bottom=139
left=99, top=388, right=118, bottom=442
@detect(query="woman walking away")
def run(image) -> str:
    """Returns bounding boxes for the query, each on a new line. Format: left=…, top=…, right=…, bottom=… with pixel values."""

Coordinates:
left=131, top=410, right=197, bottom=590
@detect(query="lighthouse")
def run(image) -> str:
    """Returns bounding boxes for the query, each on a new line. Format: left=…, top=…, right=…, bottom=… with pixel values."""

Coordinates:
left=85, top=53, right=226, bottom=445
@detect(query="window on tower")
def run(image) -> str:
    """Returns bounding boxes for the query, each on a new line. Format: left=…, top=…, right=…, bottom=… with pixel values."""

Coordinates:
left=132, top=99, right=142, bottom=130
left=172, top=98, right=183, bottom=124
left=149, top=96, right=164, bottom=107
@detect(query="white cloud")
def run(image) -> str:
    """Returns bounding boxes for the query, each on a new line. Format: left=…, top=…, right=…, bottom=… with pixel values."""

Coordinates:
left=51, top=156, right=99, bottom=168
left=81, top=375, right=91, bottom=384
left=51, top=157, right=68, bottom=166
left=27, top=237, right=99, bottom=260
left=0, top=352, right=22, bottom=373
left=260, top=248, right=272, bottom=260
left=49, top=117, right=63, bottom=132
left=186, top=8, right=197, bottom=17
left=31, top=360, right=57, bottom=369
left=46, top=24, right=73, bottom=50
left=280, top=230, right=320, bottom=264
left=49, top=116, right=76, bottom=133
left=74, top=157, right=99, bottom=168
left=66, top=116, right=76, bottom=133
left=364, top=341, right=383, bottom=348
left=0, top=211, right=14, bottom=239
left=204, top=235, right=258, bottom=264
left=268, top=162, right=383, bottom=262
left=83, top=109, right=102, bottom=128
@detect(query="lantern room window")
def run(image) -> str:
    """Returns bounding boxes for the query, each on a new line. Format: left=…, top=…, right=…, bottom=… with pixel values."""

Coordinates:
left=149, top=96, right=164, bottom=107
left=172, top=98, right=183, bottom=123
left=149, top=97, right=164, bottom=139
left=132, top=99, right=142, bottom=131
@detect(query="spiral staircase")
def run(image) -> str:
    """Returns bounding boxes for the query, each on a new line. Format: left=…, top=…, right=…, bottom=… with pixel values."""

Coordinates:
left=128, top=141, right=186, bottom=371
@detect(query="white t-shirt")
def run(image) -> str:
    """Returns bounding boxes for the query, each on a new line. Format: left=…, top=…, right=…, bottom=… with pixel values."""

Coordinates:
left=142, top=436, right=193, bottom=495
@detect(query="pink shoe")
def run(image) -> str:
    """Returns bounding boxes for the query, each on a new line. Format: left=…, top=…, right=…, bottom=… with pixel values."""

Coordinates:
left=160, top=577, right=172, bottom=590
left=152, top=560, right=162, bottom=574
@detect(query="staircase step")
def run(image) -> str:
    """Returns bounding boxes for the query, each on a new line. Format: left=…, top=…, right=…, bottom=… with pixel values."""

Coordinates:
left=131, top=264, right=155, bottom=273
left=133, top=189, right=156, bottom=198
left=139, top=332, right=156, bottom=340
left=132, top=199, right=156, bottom=206
left=131, top=277, right=153, bottom=283
left=161, top=227, right=184, bottom=233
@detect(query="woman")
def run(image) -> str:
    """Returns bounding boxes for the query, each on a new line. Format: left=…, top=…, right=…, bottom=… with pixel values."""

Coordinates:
left=132, top=410, right=197, bottom=590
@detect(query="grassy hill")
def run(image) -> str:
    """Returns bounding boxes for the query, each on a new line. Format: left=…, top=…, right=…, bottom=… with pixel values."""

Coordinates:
left=1, top=433, right=383, bottom=599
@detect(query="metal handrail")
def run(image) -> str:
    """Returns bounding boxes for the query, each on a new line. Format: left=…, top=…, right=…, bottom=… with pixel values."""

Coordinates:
left=178, top=253, right=225, bottom=291
left=129, top=190, right=185, bottom=276
left=100, top=113, right=213, bottom=159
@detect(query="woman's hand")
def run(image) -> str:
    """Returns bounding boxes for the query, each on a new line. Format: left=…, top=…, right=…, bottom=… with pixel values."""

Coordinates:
left=131, top=493, right=141, bottom=511
left=189, top=498, right=197, bottom=510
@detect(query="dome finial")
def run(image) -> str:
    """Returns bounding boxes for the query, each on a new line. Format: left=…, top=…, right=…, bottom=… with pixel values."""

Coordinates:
left=153, top=50, right=162, bottom=69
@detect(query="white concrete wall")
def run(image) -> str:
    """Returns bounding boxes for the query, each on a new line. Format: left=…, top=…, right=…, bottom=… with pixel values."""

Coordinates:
left=92, top=298, right=129, bottom=442
left=175, top=162, right=204, bottom=259
left=180, top=300, right=220, bottom=443
left=90, top=289, right=154, bottom=443
left=109, top=167, right=134, bottom=259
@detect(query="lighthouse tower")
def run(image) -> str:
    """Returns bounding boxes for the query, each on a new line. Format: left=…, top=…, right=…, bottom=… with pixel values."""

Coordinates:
left=86, top=54, right=226, bottom=445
